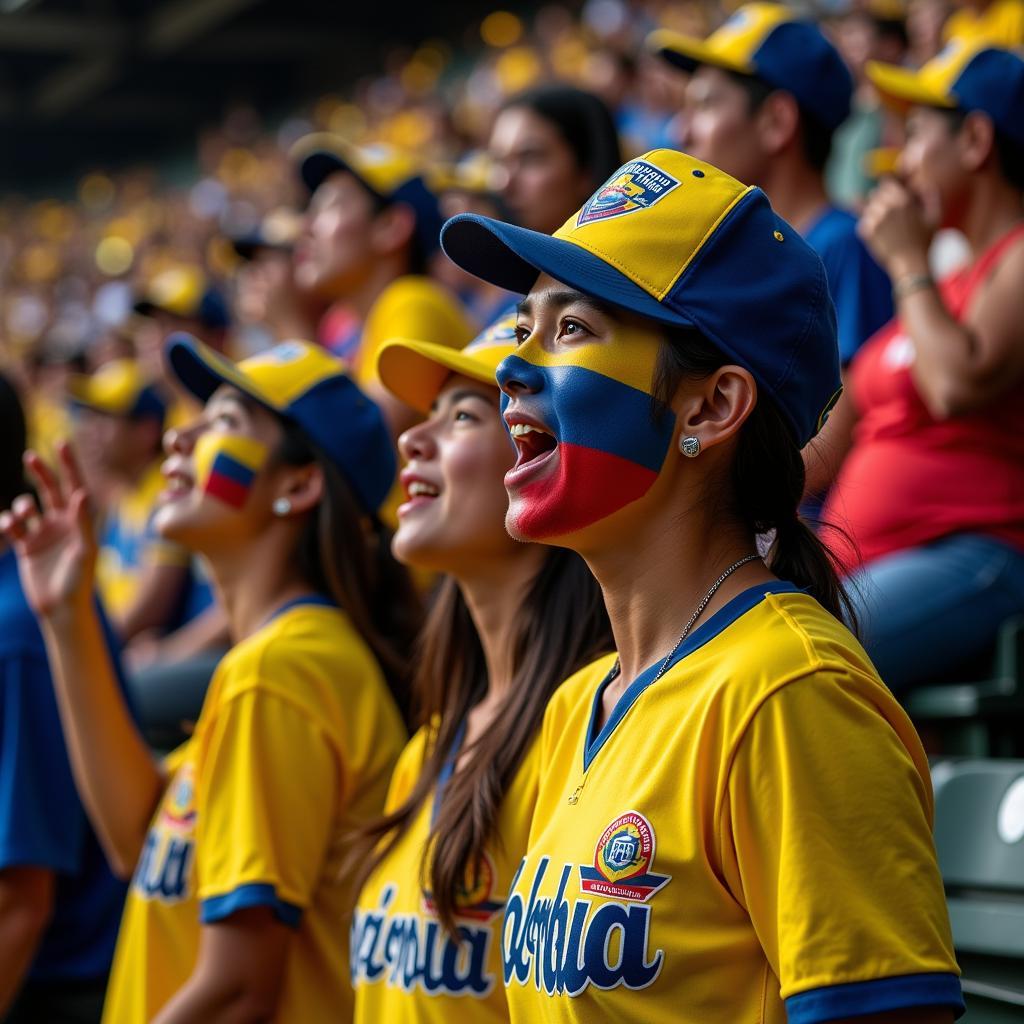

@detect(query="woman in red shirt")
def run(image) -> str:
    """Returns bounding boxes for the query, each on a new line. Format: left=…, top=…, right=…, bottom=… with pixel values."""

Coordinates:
left=819, top=43, right=1024, bottom=692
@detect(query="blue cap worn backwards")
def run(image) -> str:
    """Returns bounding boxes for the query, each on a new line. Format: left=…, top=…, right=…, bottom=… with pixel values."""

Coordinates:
left=441, top=149, right=842, bottom=448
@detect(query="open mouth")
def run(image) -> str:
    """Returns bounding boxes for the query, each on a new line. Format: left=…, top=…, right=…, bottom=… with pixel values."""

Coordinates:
left=159, top=465, right=194, bottom=503
left=398, top=474, right=441, bottom=517
left=509, top=422, right=557, bottom=470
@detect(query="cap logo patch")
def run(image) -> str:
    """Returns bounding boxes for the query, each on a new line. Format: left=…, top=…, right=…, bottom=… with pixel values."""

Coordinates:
left=577, top=160, right=681, bottom=227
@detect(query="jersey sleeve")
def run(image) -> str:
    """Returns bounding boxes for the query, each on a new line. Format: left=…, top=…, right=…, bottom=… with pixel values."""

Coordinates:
left=720, top=670, right=964, bottom=1023
left=193, top=688, right=340, bottom=929
left=0, top=652, right=85, bottom=874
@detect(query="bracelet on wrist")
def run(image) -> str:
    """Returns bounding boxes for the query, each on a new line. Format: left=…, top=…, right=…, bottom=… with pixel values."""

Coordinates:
left=893, top=271, right=934, bottom=300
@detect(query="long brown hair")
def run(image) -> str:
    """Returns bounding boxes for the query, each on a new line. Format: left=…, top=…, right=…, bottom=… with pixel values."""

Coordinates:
left=274, top=419, right=422, bottom=721
left=353, top=546, right=612, bottom=936
left=655, top=326, right=858, bottom=630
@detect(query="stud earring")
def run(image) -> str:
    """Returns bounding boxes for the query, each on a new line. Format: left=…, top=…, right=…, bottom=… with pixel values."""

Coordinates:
left=679, top=436, right=701, bottom=458
left=272, top=497, right=292, bottom=517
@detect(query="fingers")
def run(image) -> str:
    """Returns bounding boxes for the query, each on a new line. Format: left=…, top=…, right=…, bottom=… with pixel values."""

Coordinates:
left=57, top=442, right=88, bottom=497
left=0, top=492, right=41, bottom=544
left=23, top=450, right=65, bottom=512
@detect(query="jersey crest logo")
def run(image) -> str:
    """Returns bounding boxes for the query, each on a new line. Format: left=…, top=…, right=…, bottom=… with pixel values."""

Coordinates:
left=577, top=161, right=681, bottom=227
left=159, top=762, right=197, bottom=831
left=423, top=852, right=505, bottom=922
left=579, top=811, right=670, bottom=902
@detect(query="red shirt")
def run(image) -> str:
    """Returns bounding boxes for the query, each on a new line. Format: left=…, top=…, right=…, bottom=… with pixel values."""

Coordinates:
left=824, top=224, right=1024, bottom=570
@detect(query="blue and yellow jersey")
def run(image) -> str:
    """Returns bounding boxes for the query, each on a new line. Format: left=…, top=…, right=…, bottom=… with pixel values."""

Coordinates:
left=352, top=726, right=539, bottom=1023
left=503, top=584, right=963, bottom=1024
left=102, top=598, right=406, bottom=1023
left=95, top=463, right=189, bottom=621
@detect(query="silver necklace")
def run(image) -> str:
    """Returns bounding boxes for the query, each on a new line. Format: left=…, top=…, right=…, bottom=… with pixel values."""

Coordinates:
left=607, top=553, right=762, bottom=687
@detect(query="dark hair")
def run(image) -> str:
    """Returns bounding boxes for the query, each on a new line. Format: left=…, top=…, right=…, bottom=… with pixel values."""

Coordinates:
left=502, top=84, right=623, bottom=189
left=941, top=107, right=1024, bottom=191
left=0, top=373, right=28, bottom=510
left=274, top=420, right=422, bottom=721
left=655, top=327, right=858, bottom=630
left=729, top=71, right=836, bottom=172
left=351, top=547, right=612, bottom=936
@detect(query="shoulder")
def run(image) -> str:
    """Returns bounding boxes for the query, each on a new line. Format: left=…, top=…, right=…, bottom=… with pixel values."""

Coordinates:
left=365, top=276, right=474, bottom=344
left=543, top=653, right=618, bottom=732
left=213, top=604, right=384, bottom=709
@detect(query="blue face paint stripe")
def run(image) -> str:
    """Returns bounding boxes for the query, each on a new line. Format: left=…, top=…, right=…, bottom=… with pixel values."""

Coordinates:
left=210, top=452, right=257, bottom=487
left=498, top=355, right=675, bottom=473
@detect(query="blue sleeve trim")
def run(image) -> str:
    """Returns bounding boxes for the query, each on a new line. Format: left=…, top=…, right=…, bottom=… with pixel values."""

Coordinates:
left=200, top=883, right=303, bottom=929
left=786, top=972, right=965, bottom=1023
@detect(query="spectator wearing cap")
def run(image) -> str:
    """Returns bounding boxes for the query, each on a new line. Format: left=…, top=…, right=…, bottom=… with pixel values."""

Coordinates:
left=133, top=266, right=231, bottom=353
left=291, top=137, right=475, bottom=439
left=653, top=4, right=894, bottom=375
left=488, top=84, right=623, bottom=236
left=818, top=42, right=1024, bottom=693
left=0, top=373, right=126, bottom=1024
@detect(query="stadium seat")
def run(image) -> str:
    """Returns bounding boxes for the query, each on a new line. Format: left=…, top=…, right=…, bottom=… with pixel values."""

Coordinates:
left=931, top=759, right=1024, bottom=1021
left=908, top=617, right=1024, bottom=756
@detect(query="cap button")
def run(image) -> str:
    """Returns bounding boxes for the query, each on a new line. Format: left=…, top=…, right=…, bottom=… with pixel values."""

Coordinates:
left=773, top=230, right=785, bottom=242
left=692, top=169, right=705, bottom=178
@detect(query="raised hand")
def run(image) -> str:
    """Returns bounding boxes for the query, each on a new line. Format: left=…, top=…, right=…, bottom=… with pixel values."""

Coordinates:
left=0, top=443, right=97, bottom=618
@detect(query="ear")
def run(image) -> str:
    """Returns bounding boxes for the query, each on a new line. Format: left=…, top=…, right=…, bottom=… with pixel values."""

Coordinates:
left=370, top=202, right=417, bottom=257
left=958, top=111, right=996, bottom=173
left=756, top=91, right=801, bottom=157
left=671, top=365, right=757, bottom=453
left=274, top=463, right=325, bottom=517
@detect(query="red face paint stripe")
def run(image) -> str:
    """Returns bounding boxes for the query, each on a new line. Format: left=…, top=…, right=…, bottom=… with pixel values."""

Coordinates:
left=204, top=472, right=251, bottom=509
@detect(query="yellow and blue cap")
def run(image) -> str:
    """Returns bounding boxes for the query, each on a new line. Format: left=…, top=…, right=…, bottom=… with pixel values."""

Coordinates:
left=165, top=335, right=395, bottom=516
left=650, top=3, right=853, bottom=132
left=68, top=359, right=167, bottom=422
left=376, top=306, right=518, bottom=413
left=441, top=149, right=841, bottom=447
left=134, top=265, right=230, bottom=329
left=292, top=134, right=444, bottom=258
left=867, top=40, right=1024, bottom=146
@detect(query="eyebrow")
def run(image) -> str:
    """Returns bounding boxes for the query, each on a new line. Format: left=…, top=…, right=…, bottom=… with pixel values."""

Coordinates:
left=516, top=290, right=614, bottom=319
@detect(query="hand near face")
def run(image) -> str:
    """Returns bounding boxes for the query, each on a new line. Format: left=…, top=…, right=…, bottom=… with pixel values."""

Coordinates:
left=0, top=445, right=97, bottom=618
left=857, top=178, right=934, bottom=279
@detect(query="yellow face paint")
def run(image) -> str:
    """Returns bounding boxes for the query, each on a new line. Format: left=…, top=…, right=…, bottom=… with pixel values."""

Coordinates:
left=192, top=433, right=269, bottom=510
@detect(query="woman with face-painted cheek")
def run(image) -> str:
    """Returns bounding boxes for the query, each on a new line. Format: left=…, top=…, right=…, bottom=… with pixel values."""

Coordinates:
left=345, top=313, right=613, bottom=1024
left=0, top=339, right=420, bottom=1024
left=439, top=150, right=964, bottom=1024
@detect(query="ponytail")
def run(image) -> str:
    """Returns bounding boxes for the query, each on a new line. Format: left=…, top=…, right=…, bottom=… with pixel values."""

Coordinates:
left=657, top=328, right=858, bottom=632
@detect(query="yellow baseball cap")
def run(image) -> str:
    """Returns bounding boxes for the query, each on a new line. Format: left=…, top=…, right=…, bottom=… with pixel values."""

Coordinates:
left=867, top=40, right=1024, bottom=145
left=376, top=306, right=518, bottom=413
left=650, top=3, right=853, bottom=131
left=165, top=335, right=395, bottom=515
left=134, top=265, right=230, bottom=329
left=68, top=359, right=167, bottom=421
left=441, top=149, right=841, bottom=447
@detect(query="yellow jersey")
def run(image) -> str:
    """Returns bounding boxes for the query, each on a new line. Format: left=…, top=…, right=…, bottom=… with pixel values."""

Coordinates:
left=102, top=597, right=406, bottom=1023
left=503, top=584, right=963, bottom=1024
left=352, top=726, right=539, bottom=1023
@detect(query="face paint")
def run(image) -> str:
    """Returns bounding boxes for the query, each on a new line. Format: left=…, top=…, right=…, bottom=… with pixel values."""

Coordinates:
left=192, top=432, right=268, bottom=510
left=497, top=322, right=676, bottom=539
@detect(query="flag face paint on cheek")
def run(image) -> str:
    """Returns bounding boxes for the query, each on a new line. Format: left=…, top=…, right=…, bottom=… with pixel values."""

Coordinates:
left=192, top=433, right=269, bottom=510
left=497, top=328, right=676, bottom=539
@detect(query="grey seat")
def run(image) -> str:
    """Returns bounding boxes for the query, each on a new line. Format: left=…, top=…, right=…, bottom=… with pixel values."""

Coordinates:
left=931, top=759, right=1024, bottom=1022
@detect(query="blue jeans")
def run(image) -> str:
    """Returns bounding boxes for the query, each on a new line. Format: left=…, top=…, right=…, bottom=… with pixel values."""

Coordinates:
left=846, top=533, right=1024, bottom=695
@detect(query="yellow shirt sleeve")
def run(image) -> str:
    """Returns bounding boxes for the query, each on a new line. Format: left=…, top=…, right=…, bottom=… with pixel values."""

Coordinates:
left=720, top=670, right=960, bottom=1015
left=193, top=688, right=341, bottom=926
left=356, top=276, right=475, bottom=387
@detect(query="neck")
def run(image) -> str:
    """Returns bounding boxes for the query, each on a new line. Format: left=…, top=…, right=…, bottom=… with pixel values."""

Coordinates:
left=347, top=253, right=412, bottom=321
left=760, top=152, right=830, bottom=234
left=582, top=484, right=773, bottom=685
left=454, top=548, right=546, bottom=704
left=961, top=174, right=1024, bottom=256
left=206, top=527, right=313, bottom=642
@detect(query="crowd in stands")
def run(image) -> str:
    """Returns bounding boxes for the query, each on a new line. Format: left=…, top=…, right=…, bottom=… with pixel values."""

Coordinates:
left=0, top=0, right=1022, bottom=1019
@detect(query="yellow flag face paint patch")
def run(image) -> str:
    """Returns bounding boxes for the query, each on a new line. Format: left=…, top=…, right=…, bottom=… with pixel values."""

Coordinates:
left=192, top=433, right=269, bottom=510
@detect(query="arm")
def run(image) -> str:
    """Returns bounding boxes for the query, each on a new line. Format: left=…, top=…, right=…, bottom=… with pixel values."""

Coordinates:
left=0, top=866, right=54, bottom=1015
left=0, top=447, right=164, bottom=878
left=858, top=179, right=1024, bottom=418
left=151, top=908, right=292, bottom=1024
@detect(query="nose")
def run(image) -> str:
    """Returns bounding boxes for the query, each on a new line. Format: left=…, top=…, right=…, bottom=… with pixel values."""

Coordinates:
left=495, top=353, right=545, bottom=398
left=398, top=418, right=438, bottom=463
left=163, top=419, right=201, bottom=456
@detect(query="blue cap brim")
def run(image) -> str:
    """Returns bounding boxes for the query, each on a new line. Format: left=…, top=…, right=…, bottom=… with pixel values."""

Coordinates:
left=165, top=334, right=266, bottom=410
left=440, top=213, right=696, bottom=330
